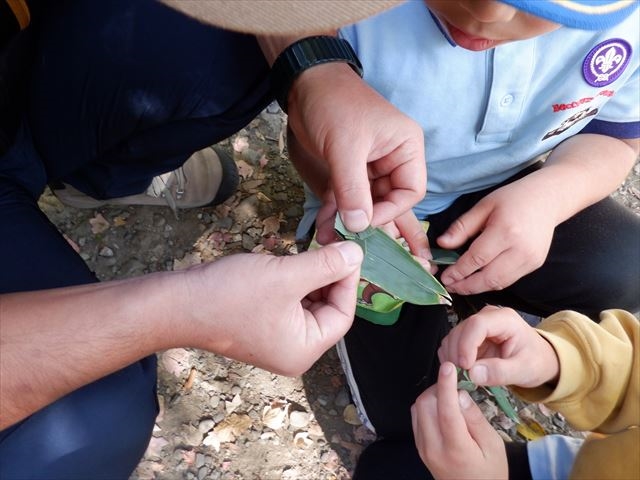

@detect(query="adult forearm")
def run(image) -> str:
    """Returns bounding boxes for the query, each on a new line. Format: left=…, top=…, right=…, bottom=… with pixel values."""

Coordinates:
left=0, top=272, right=182, bottom=429
left=533, top=134, right=638, bottom=225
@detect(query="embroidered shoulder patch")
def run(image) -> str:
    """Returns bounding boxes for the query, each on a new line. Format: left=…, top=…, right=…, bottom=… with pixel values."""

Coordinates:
left=583, top=39, right=632, bottom=87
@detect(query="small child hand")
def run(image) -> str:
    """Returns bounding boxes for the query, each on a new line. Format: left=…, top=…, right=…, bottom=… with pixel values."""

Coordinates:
left=438, top=306, right=560, bottom=388
left=411, top=362, right=508, bottom=480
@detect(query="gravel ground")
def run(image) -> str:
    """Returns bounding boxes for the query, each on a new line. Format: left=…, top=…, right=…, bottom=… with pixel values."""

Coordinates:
left=39, top=106, right=640, bottom=479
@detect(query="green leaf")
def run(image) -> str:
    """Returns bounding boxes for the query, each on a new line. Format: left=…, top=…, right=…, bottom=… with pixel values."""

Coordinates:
left=457, top=380, right=477, bottom=392
left=485, top=385, right=521, bottom=424
left=430, top=248, right=460, bottom=265
left=335, top=216, right=451, bottom=306
left=456, top=368, right=520, bottom=424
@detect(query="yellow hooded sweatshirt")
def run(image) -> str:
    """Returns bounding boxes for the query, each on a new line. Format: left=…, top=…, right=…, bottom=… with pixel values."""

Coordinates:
left=512, top=309, right=639, bottom=480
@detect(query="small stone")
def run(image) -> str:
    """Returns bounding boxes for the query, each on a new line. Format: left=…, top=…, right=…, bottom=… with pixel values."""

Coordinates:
left=198, top=419, right=215, bottom=433
left=289, top=411, right=310, bottom=429
left=334, top=388, right=351, bottom=408
left=99, top=246, right=114, bottom=257
left=343, top=404, right=362, bottom=426
left=213, top=412, right=226, bottom=423
left=181, top=425, right=203, bottom=446
left=198, top=466, right=210, bottom=480
left=152, top=214, right=166, bottom=227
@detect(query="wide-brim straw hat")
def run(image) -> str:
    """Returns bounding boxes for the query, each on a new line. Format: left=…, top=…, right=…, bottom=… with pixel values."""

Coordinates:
left=159, top=0, right=403, bottom=35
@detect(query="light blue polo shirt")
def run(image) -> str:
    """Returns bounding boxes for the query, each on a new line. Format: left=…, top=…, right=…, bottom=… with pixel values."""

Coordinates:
left=297, top=1, right=639, bottom=235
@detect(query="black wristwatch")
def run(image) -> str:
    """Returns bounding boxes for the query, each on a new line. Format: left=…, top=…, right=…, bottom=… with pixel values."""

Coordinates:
left=270, top=36, right=363, bottom=113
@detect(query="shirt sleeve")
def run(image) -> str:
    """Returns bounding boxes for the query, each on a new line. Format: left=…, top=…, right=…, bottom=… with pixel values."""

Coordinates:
left=512, top=309, right=638, bottom=433
left=527, top=435, right=584, bottom=480
left=581, top=66, right=640, bottom=138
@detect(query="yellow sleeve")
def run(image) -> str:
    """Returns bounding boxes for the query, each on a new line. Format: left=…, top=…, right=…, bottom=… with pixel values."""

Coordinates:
left=512, top=309, right=638, bottom=433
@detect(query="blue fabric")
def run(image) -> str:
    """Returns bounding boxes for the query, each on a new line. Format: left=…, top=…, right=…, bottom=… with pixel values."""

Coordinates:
left=333, top=1, right=640, bottom=218
left=28, top=0, right=271, bottom=199
left=527, top=434, right=584, bottom=480
left=500, top=0, right=639, bottom=31
left=0, top=356, right=159, bottom=480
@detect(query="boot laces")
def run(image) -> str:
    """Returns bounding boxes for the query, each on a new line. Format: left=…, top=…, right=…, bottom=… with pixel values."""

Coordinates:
left=146, top=167, right=188, bottom=216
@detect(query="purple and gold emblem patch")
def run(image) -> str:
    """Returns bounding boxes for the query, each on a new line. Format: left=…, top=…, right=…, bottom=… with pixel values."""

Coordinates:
left=583, top=38, right=632, bottom=87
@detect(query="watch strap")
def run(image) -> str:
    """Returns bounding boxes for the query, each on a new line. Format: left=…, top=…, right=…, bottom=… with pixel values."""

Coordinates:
left=270, top=36, right=363, bottom=113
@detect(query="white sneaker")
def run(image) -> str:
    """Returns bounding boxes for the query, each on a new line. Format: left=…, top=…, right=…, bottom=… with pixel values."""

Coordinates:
left=52, top=147, right=238, bottom=212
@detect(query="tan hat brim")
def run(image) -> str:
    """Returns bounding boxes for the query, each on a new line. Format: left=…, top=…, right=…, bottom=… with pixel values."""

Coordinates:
left=159, top=0, right=403, bottom=35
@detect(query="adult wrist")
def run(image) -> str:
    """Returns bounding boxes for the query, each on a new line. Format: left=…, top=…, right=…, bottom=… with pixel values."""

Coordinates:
left=270, top=35, right=363, bottom=113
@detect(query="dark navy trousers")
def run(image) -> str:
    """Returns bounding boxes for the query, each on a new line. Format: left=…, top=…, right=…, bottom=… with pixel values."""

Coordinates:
left=0, top=0, right=271, bottom=478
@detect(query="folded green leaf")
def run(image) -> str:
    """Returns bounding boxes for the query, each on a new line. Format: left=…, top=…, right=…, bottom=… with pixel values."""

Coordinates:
left=457, top=368, right=520, bottom=424
left=457, top=367, right=477, bottom=391
left=335, top=216, right=451, bottom=306
left=430, top=248, right=460, bottom=265
left=486, top=385, right=521, bottom=424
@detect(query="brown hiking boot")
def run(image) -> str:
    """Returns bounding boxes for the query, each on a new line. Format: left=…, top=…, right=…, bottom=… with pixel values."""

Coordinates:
left=52, top=147, right=238, bottom=213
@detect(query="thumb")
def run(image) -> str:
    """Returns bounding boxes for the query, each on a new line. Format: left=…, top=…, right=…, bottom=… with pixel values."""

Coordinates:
left=289, top=241, right=363, bottom=293
left=457, top=390, right=497, bottom=442
left=292, top=242, right=363, bottom=356
left=468, top=358, right=520, bottom=387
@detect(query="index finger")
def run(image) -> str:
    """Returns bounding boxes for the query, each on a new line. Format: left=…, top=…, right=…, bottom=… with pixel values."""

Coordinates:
left=368, top=147, right=426, bottom=227
left=456, top=307, right=519, bottom=366
left=434, top=362, right=473, bottom=451
left=394, top=210, right=431, bottom=259
left=441, top=226, right=508, bottom=289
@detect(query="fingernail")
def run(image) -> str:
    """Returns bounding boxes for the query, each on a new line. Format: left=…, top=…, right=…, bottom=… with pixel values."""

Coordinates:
left=440, top=362, right=454, bottom=376
left=419, top=249, right=432, bottom=260
left=335, top=241, right=363, bottom=266
left=458, top=390, right=472, bottom=409
left=470, top=365, right=488, bottom=384
left=341, top=210, right=369, bottom=232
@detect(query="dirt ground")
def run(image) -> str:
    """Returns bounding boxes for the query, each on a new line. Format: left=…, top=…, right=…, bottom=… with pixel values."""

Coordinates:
left=39, top=105, right=640, bottom=480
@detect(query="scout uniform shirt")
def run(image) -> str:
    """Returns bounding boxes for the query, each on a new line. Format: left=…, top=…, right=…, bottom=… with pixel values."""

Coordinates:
left=338, top=1, right=639, bottom=218
left=296, top=0, right=639, bottom=237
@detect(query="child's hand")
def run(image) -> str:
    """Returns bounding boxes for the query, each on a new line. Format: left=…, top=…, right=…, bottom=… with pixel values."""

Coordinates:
left=437, top=179, right=556, bottom=295
left=411, top=362, right=508, bottom=480
left=438, top=306, right=559, bottom=388
left=377, top=210, right=435, bottom=272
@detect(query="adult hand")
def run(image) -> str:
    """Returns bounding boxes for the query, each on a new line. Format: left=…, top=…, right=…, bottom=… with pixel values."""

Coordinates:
left=287, top=63, right=426, bottom=234
left=438, top=306, right=559, bottom=388
left=181, top=241, right=363, bottom=376
left=411, top=361, right=508, bottom=480
left=316, top=205, right=433, bottom=267
left=438, top=178, right=556, bottom=295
